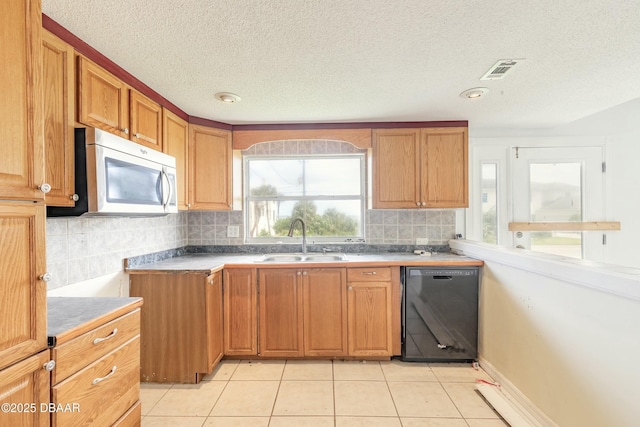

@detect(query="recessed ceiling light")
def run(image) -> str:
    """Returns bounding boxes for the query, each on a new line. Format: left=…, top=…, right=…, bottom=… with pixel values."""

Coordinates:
left=460, top=87, right=489, bottom=99
left=214, top=92, right=241, bottom=103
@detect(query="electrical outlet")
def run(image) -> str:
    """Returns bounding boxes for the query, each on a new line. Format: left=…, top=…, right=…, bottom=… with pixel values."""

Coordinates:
left=227, top=225, right=240, bottom=238
left=416, top=238, right=429, bottom=245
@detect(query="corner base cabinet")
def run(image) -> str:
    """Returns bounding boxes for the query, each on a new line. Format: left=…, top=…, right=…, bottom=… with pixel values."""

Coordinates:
left=130, top=271, right=224, bottom=383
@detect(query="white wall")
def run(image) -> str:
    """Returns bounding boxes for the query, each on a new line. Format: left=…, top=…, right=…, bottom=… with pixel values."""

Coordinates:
left=451, top=240, right=640, bottom=427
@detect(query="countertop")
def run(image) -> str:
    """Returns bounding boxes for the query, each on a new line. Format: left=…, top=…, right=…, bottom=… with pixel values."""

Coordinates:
left=47, top=297, right=143, bottom=347
left=125, top=252, right=483, bottom=274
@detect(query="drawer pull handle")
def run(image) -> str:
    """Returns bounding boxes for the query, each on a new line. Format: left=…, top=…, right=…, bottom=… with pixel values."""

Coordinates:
left=93, top=328, right=118, bottom=345
left=92, top=366, right=117, bottom=385
left=361, top=271, right=377, bottom=275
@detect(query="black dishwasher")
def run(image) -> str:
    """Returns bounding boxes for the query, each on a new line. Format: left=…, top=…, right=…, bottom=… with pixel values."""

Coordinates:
left=402, top=267, right=479, bottom=362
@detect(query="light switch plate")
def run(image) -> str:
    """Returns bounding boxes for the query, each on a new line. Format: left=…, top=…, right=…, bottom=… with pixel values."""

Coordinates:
left=227, top=225, right=240, bottom=238
left=416, top=238, right=429, bottom=245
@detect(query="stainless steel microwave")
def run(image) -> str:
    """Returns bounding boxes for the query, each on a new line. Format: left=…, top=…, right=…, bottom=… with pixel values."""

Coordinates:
left=47, top=128, right=178, bottom=217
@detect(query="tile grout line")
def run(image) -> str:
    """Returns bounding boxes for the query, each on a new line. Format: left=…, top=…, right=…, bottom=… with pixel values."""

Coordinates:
left=379, top=361, right=404, bottom=425
left=266, top=359, right=287, bottom=426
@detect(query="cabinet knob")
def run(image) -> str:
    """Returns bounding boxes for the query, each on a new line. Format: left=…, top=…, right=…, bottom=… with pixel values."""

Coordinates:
left=39, top=272, right=52, bottom=282
left=39, top=183, right=51, bottom=194
left=43, top=360, right=56, bottom=372
left=348, top=286, right=353, bottom=291
left=416, top=202, right=420, bottom=206
left=70, top=194, right=79, bottom=201
left=123, top=128, right=129, bottom=135
left=302, top=271, right=307, bottom=276
left=134, top=133, right=140, bottom=138
left=422, top=202, right=426, bottom=206
left=296, top=271, right=301, bottom=276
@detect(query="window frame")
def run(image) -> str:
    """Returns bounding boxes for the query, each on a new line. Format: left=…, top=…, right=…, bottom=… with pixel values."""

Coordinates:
left=243, top=153, right=366, bottom=244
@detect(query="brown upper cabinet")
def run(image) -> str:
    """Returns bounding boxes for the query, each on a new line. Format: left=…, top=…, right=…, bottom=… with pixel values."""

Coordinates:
left=130, top=89, right=162, bottom=150
left=42, top=29, right=76, bottom=206
left=77, top=56, right=130, bottom=138
left=162, top=108, right=189, bottom=210
left=372, top=127, right=468, bottom=208
left=188, top=124, right=233, bottom=210
left=0, top=0, right=45, bottom=202
left=77, top=56, right=163, bottom=151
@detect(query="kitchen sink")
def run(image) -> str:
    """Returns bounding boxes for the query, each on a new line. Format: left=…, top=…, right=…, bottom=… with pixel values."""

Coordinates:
left=256, top=253, right=348, bottom=263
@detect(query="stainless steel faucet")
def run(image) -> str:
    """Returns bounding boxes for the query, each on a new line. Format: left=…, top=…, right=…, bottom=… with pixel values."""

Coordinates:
left=287, top=217, right=307, bottom=254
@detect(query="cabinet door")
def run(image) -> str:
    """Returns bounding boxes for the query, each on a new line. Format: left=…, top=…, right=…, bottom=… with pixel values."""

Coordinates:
left=130, top=89, right=163, bottom=151
left=42, top=29, right=76, bottom=207
left=163, top=108, right=189, bottom=210
left=258, top=269, right=304, bottom=358
left=130, top=274, right=208, bottom=383
left=303, top=268, right=347, bottom=357
left=0, top=203, right=47, bottom=370
left=0, top=0, right=44, bottom=201
left=372, top=129, right=421, bottom=208
left=223, top=269, right=258, bottom=356
left=347, top=282, right=393, bottom=356
left=0, top=350, right=50, bottom=427
left=188, top=124, right=232, bottom=210
left=205, top=272, right=224, bottom=372
left=77, top=56, right=130, bottom=138
left=420, top=127, right=468, bottom=208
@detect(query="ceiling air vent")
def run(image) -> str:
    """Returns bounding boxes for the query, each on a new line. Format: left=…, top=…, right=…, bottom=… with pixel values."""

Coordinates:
left=480, top=59, right=524, bottom=80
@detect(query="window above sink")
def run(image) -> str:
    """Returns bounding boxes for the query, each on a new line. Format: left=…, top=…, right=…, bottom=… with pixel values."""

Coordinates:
left=244, top=150, right=366, bottom=244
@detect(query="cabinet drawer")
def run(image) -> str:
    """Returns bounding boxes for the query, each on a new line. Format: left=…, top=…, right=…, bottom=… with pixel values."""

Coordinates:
left=52, top=336, right=140, bottom=427
left=347, top=267, right=391, bottom=282
left=52, top=309, right=140, bottom=384
left=112, top=400, right=141, bottom=427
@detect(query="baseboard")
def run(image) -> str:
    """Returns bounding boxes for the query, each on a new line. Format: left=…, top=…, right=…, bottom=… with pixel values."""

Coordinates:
left=479, top=357, right=559, bottom=427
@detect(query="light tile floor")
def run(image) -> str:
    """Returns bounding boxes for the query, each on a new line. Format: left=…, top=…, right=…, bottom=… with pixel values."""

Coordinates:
left=141, top=360, right=509, bottom=427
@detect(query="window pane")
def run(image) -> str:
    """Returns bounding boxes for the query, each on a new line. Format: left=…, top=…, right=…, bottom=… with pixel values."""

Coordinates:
left=305, top=158, right=362, bottom=195
left=246, top=154, right=364, bottom=242
left=248, top=159, right=303, bottom=197
left=481, top=163, right=497, bottom=244
left=529, top=162, right=582, bottom=258
left=247, top=199, right=362, bottom=238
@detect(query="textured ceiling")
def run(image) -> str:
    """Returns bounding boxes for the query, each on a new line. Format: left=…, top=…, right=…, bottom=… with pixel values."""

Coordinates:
left=42, top=0, right=640, bottom=131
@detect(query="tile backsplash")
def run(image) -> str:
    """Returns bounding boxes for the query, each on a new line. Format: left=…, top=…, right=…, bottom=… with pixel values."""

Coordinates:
left=46, top=209, right=457, bottom=289
left=46, top=213, right=188, bottom=289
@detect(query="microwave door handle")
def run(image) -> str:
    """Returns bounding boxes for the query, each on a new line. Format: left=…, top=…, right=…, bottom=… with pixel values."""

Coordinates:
left=161, top=170, right=170, bottom=208
left=166, top=171, right=174, bottom=209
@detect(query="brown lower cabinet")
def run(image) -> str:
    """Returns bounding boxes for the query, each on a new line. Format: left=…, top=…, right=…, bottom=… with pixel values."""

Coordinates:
left=48, top=303, right=142, bottom=426
left=347, top=267, right=394, bottom=357
left=130, top=271, right=224, bottom=383
left=0, top=350, right=50, bottom=427
left=258, top=268, right=348, bottom=358
left=223, top=266, right=396, bottom=359
left=223, top=268, right=258, bottom=356
left=131, top=265, right=399, bottom=369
